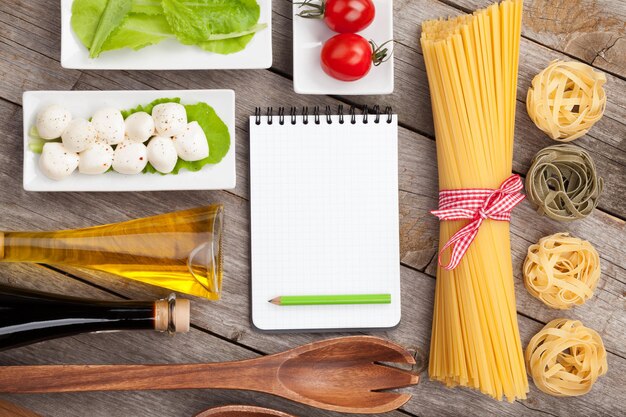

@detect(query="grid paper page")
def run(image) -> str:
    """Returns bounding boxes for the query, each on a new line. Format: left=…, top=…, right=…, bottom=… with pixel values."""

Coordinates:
left=250, top=114, right=400, bottom=330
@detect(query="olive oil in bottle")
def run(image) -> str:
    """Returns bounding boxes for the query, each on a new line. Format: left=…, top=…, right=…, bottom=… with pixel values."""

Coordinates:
left=0, top=205, right=223, bottom=299
left=0, top=284, right=190, bottom=351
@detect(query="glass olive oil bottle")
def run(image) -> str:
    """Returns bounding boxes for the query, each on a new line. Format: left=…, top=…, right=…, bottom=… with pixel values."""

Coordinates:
left=0, top=205, right=223, bottom=299
left=0, top=284, right=190, bottom=351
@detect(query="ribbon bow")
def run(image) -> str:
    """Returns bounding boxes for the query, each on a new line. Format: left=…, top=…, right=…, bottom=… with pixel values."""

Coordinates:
left=431, top=175, right=525, bottom=270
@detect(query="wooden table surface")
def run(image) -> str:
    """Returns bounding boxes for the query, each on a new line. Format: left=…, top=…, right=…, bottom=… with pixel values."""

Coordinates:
left=0, top=1, right=624, bottom=416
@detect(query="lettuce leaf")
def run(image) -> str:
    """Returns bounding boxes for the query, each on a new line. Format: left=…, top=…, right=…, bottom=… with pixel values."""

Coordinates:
left=71, top=0, right=265, bottom=56
left=130, top=0, right=162, bottom=14
left=161, top=0, right=260, bottom=43
left=72, top=0, right=170, bottom=55
left=200, top=33, right=256, bottom=55
left=102, top=14, right=172, bottom=53
left=29, top=127, right=60, bottom=154
left=183, top=102, right=230, bottom=165
left=89, top=0, right=132, bottom=57
left=71, top=0, right=108, bottom=49
left=197, top=24, right=266, bottom=54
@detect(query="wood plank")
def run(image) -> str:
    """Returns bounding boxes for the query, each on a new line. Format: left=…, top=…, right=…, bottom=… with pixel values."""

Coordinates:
left=0, top=0, right=61, bottom=60
left=0, top=0, right=80, bottom=105
left=441, top=0, right=626, bottom=79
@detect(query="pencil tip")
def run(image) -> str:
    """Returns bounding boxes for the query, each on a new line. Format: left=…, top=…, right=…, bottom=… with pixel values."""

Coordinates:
left=269, top=297, right=280, bottom=305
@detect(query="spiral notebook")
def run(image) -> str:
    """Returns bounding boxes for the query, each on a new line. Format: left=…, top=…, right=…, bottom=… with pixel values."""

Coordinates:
left=250, top=106, right=400, bottom=331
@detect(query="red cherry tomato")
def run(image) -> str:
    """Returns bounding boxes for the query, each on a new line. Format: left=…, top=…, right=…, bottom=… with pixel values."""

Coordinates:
left=296, top=0, right=375, bottom=33
left=321, top=33, right=373, bottom=81
left=324, top=0, right=375, bottom=33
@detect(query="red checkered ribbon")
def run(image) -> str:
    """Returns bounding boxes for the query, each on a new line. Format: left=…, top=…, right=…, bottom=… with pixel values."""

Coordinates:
left=431, top=175, right=525, bottom=270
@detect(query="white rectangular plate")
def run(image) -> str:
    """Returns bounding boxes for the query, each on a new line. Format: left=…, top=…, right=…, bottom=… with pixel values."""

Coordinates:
left=292, top=0, right=394, bottom=95
left=61, top=0, right=272, bottom=70
left=23, top=90, right=236, bottom=192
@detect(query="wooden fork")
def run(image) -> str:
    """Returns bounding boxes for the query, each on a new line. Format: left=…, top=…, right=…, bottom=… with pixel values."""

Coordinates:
left=0, top=336, right=419, bottom=414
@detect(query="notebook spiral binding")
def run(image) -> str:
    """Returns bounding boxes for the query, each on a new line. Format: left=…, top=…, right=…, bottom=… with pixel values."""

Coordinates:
left=254, top=105, right=393, bottom=126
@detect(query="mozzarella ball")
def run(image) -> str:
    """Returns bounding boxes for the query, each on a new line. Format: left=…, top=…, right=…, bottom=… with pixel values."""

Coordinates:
left=39, top=142, right=79, bottom=180
left=147, top=136, right=178, bottom=174
left=152, top=103, right=187, bottom=136
left=124, top=112, right=155, bottom=143
left=92, top=107, right=125, bottom=145
left=112, top=141, right=148, bottom=175
left=172, top=121, right=209, bottom=162
left=61, top=118, right=97, bottom=153
left=79, top=141, right=114, bottom=175
left=36, top=105, right=72, bottom=139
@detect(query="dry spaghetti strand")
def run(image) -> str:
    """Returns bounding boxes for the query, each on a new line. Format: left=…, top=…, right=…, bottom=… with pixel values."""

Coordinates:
left=421, top=0, right=528, bottom=401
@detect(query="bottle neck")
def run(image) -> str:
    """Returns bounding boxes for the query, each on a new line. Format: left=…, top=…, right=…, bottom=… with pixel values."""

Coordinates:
left=0, top=286, right=189, bottom=351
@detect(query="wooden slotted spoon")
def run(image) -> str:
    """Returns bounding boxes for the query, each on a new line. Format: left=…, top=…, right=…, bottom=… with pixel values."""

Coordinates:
left=0, top=336, right=419, bottom=414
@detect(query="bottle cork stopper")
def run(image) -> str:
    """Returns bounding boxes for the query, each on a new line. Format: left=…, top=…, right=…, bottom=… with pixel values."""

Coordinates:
left=172, top=298, right=190, bottom=333
left=153, top=297, right=190, bottom=333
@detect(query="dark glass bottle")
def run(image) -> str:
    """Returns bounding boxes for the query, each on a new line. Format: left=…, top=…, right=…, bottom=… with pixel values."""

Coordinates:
left=0, top=284, right=190, bottom=351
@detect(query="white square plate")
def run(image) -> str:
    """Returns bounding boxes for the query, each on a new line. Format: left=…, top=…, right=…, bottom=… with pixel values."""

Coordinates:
left=23, top=90, right=236, bottom=192
left=292, top=0, right=394, bottom=95
left=60, top=0, right=272, bottom=70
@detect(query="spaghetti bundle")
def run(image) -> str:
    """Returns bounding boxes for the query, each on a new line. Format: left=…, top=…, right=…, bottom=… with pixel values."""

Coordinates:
left=421, top=0, right=528, bottom=401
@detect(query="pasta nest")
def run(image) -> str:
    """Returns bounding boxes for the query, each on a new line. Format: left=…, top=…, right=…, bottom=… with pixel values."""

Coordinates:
left=526, top=319, right=608, bottom=397
left=525, top=144, right=603, bottom=221
left=527, top=60, right=606, bottom=142
left=524, top=233, right=600, bottom=309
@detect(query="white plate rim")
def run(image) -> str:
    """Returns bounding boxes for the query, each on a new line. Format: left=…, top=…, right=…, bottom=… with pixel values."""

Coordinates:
left=22, top=89, right=237, bottom=192
left=60, top=0, right=273, bottom=70
left=292, top=0, right=394, bottom=95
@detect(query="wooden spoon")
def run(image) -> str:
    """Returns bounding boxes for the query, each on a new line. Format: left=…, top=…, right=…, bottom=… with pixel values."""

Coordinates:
left=0, top=336, right=418, bottom=414
left=194, top=405, right=296, bottom=417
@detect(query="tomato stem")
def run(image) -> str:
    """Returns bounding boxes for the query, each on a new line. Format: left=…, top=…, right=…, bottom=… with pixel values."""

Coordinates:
left=295, top=0, right=326, bottom=19
left=370, top=39, right=395, bottom=67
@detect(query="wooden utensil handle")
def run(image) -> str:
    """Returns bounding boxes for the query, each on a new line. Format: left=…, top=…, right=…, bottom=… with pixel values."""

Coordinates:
left=0, top=361, right=274, bottom=393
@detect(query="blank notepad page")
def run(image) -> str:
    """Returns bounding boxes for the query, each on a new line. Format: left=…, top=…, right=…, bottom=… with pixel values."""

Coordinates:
left=250, top=113, right=400, bottom=330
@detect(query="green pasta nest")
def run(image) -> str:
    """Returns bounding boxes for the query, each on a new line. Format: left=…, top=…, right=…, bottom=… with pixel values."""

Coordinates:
left=525, top=144, right=603, bottom=221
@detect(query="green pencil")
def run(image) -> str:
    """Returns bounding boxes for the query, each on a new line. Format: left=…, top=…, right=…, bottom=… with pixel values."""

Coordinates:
left=269, top=293, right=391, bottom=306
